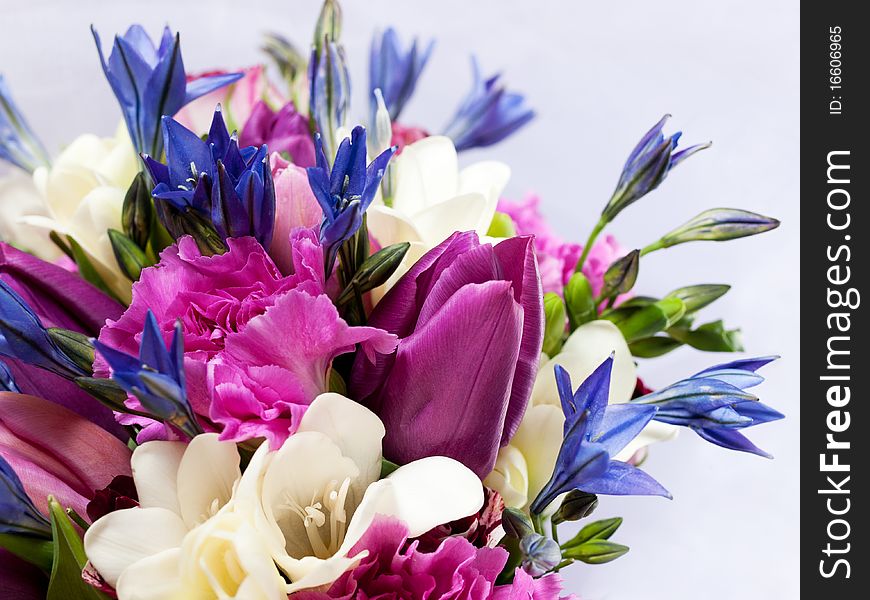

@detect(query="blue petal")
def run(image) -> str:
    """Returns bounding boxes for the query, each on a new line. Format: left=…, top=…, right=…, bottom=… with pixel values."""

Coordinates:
left=162, top=116, right=213, bottom=185
left=184, top=72, right=243, bottom=105
left=693, top=426, right=773, bottom=458
left=580, top=461, right=671, bottom=498
left=595, top=403, right=658, bottom=456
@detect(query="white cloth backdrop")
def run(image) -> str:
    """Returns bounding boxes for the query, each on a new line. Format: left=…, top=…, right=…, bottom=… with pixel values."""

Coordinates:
left=0, top=0, right=799, bottom=598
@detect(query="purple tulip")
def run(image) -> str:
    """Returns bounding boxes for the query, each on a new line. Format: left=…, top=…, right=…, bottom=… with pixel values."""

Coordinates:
left=0, top=243, right=125, bottom=436
left=351, top=232, right=543, bottom=478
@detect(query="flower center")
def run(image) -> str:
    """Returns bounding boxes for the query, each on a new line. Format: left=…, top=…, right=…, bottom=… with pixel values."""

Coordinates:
left=280, top=477, right=352, bottom=559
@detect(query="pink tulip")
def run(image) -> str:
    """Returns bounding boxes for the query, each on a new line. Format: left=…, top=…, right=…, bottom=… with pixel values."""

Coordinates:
left=0, top=392, right=132, bottom=519
left=268, top=153, right=323, bottom=274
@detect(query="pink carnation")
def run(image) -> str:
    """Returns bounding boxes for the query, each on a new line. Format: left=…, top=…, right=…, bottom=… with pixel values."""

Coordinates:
left=498, top=195, right=627, bottom=299
left=291, top=517, right=571, bottom=600
left=96, top=231, right=396, bottom=444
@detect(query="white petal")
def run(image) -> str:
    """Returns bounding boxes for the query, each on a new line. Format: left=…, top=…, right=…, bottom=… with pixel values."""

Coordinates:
left=283, top=553, right=362, bottom=594
left=457, top=160, right=510, bottom=232
left=339, top=456, right=483, bottom=556
left=366, top=205, right=424, bottom=248
left=392, top=136, right=459, bottom=214
left=114, top=548, right=182, bottom=600
left=614, top=421, right=680, bottom=462
left=176, top=433, right=241, bottom=529
left=509, top=404, right=565, bottom=509
left=412, top=192, right=489, bottom=246
left=483, top=444, right=529, bottom=509
left=131, top=441, right=185, bottom=513
left=298, top=393, right=385, bottom=486
left=533, top=320, right=637, bottom=406
left=84, top=507, right=188, bottom=587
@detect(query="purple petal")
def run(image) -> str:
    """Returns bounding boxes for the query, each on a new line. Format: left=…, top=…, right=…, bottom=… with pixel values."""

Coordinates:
left=373, top=280, right=523, bottom=478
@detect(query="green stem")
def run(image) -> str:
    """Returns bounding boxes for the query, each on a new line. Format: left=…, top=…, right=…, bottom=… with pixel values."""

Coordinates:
left=550, top=520, right=560, bottom=544
left=532, top=513, right=547, bottom=536
left=640, top=239, right=666, bottom=257
left=575, top=216, right=608, bottom=273
left=552, top=559, right=575, bottom=572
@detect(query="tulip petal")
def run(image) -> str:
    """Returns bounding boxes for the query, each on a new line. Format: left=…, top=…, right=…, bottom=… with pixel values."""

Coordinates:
left=298, top=393, right=385, bottom=487
left=376, top=280, right=523, bottom=477
left=339, top=456, right=484, bottom=555
left=366, top=205, right=425, bottom=249
left=0, top=392, right=132, bottom=516
left=130, top=441, right=184, bottom=514
left=493, top=236, right=544, bottom=444
left=176, top=433, right=240, bottom=528
left=0, top=548, right=46, bottom=599
left=84, top=507, right=188, bottom=586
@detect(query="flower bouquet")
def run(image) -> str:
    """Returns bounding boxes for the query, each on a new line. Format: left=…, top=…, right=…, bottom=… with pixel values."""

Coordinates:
left=0, top=2, right=783, bottom=598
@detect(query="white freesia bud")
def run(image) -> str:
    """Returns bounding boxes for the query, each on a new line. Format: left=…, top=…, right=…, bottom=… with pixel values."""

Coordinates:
left=20, top=123, right=138, bottom=302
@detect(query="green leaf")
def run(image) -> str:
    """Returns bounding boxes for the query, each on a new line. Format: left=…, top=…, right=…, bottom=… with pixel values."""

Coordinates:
left=108, top=229, right=149, bottom=281
left=562, top=539, right=630, bottom=564
left=47, top=497, right=109, bottom=600
left=561, top=517, right=623, bottom=549
left=669, top=319, right=743, bottom=352
left=665, top=284, right=730, bottom=314
left=336, top=242, right=410, bottom=306
left=486, top=212, right=518, bottom=238
left=67, top=236, right=118, bottom=301
left=598, top=249, right=640, bottom=300
left=564, top=273, right=597, bottom=330
left=629, top=336, right=684, bottom=358
left=46, top=328, right=94, bottom=375
left=0, top=532, right=53, bottom=572
left=616, top=298, right=685, bottom=342
left=542, top=293, right=567, bottom=356
left=379, top=458, right=400, bottom=478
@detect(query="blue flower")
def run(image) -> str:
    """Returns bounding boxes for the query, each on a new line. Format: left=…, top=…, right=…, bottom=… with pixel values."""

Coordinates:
left=93, top=311, right=201, bottom=439
left=442, top=57, right=534, bottom=151
left=143, top=107, right=275, bottom=248
left=369, top=28, right=434, bottom=122
left=307, top=126, right=395, bottom=273
left=92, top=24, right=242, bottom=156
left=0, top=281, right=86, bottom=379
left=602, top=115, right=710, bottom=220
left=0, top=74, right=51, bottom=172
left=631, top=356, right=784, bottom=457
left=531, top=358, right=670, bottom=515
left=308, top=39, right=350, bottom=161
left=0, top=455, right=51, bottom=538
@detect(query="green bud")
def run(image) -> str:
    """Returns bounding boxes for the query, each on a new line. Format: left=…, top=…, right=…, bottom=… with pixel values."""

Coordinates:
left=658, top=208, right=780, bottom=249
left=561, top=516, right=623, bottom=549
left=501, top=508, right=535, bottom=540
left=336, top=242, right=410, bottom=306
left=262, top=32, right=307, bottom=84
left=665, top=284, right=730, bottom=313
left=552, top=490, right=599, bottom=525
left=121, top=172, right=154, bottom=250
left=179, top=212, right=227, bottom=256
left=542, top=293, right=567, bottom=356
left=314, top=0, right=343, bottom=51
left=486, top=212, right=518, bottom=238
left=561, top=539, right=629, bottom=564
left=615, top=296, right=658, bottom=309
left=616, top=297, right=685, bottom=342
left=598, top=249, right=640, bottom=300
left=46, top=328, right=94, bottom=376
left=628, top=336, right=684, bottom=358
left=564, top=273, right=597, bottom=330
left=66, top=236, right=118, bottom=301
left=75, top=377, right=131, bottom=414
left=108, top=229, right=149, bottom=281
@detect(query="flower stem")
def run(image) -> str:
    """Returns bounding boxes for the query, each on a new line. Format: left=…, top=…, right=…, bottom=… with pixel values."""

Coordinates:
left=640, top=239, right=666, bottom=257
left=575, top=216, right=608, bottom=273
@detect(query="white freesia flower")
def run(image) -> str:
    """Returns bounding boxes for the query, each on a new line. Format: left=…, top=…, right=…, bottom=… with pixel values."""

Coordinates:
left=84, top=433, right=244, bottom=595
left=21, top=124, right=138, bottom=302
left=115, top=511, right=286, bottom=600
left=366, top=135, right=510, bottom=296
left=235, top=392, right=485, bottom=593
left=486, top=320, right=678, bottom=511
left=0, top=170, right=61, bottom=260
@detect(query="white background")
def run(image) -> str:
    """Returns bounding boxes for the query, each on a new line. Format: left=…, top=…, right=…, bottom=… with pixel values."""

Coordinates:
left=0, top=1, right=800, bottom=598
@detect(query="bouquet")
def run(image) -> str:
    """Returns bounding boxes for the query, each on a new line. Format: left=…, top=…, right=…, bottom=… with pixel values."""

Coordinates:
left=0, top=2, right=783, bottom=598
